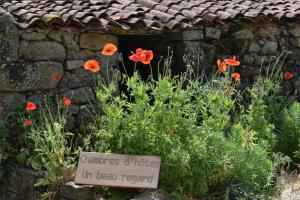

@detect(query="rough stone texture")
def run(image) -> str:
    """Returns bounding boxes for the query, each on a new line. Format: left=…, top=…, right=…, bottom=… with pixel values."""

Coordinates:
left=21, top=32, right=46, bottom=40
left=0, top=8, right=17, bottom=33
left=0, top=92, right=24, bottom=120
left=182, top=29, right=203, bottom=40
left=255, top=27, right=278, bottom=39
left=62, top=32, right=80, bottom=52
left=248, top=41, right=261, bottom=52
left=260, top=41, right=278, bottom=55
left=62, top=87, right=95, bottom=104
left=288, top=26, right=300, bottom=37
left=59, top=181, right=99, bottom=200
left=48, top=30, right=63, bottom=42
left=232, top=29, right=254, bottom=39
left=66, top=60, right=85, bottom=70
left=0, top=61, right=63, bottom=91
left=19, top=41, right=66, bottom=61
left=205, top=26, right=222, bottom=39
left=3, top=166, right=43, bottom=200
left=132, top=190, right=171, bottom=200
left=68, top=49, right=97, bottom=60
left=79, top=33, right=118, bottom=50
left=0, top=32, right=19, bottom=63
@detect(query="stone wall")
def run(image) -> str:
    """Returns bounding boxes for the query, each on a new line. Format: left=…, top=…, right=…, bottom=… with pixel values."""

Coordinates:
left=180, top=22, right=300, bottom=98
left=0, top=9, right=118, bottom=130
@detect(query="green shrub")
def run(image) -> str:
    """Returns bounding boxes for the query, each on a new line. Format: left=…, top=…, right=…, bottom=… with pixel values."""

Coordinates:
left=275, top=102, right=300, bottom=162
left=86, top=64, right=283, bottom=197
left=17, top=101, right=77, bottom=199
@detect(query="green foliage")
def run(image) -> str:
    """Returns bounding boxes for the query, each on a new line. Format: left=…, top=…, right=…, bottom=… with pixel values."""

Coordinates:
left=0, top=122, right=9, bottom=163
left=87, top=65, right=284, bottom=197
left=275, top=102, right=300, bottom=162
left=17, top=103, right=77, bottom=199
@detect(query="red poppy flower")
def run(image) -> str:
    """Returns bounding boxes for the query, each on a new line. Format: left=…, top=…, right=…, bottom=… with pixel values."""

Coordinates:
left=140, top=50, right=153, bottom=64
left=224, top=55, right=240, bottom=66
left=101, top=43, right=117, bottom=56
left=129, top=48, right=143, bottom=62
left=23, top=120, right=32, bottom=127
left=26, top=101, right=37, bottom=111
left=63, top=96, right=71, bottom=107
left=231, top=73, right=241, bottom=82
left=217, top=59, right=227, bottom=73
left=84, top=60, right=101, bottom=73
left=283, top=71, right=294, bottom=80
left=54, top=73, right=61, bottom=81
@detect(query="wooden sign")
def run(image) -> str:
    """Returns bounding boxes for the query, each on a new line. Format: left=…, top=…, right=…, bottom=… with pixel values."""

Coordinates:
left=75, top=152, right=161, bottom=188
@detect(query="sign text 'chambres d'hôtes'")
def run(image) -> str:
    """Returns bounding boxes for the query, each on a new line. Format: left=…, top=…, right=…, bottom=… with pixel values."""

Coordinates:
left=75, top=152, right=161, bottom=188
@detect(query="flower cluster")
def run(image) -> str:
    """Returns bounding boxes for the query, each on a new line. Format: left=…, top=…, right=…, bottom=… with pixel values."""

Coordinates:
left=84, top=43, right=118, bottom=73
left=217, top=55, right=241, bottom=82
left=23, top=85, right=71, bottom=127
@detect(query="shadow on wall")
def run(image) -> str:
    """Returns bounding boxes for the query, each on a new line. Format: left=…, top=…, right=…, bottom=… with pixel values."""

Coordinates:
left=118, top=34, right=184, bottom=81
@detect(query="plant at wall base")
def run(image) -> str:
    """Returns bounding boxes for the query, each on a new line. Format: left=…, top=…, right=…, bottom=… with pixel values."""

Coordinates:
left=0, top=122, right=10, bottom=164
left=17, top=97, right=77, bottom=199
left=84, top=51, right=284, bottom=198
left=274, top=102, right=300, bottom=163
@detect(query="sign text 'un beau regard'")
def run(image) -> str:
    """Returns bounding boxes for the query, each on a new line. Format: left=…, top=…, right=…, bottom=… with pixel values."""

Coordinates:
left=75, top=152, right=161, bottom=188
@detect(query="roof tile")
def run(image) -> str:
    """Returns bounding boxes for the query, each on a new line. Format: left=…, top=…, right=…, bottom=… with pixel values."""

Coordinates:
left=1, top=0, right=299, bottom=31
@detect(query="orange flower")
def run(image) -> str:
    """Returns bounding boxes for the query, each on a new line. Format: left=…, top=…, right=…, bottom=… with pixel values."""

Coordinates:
left=54, top=73, right=61, bottom=81
left=231, top=73, right=241, bottom=82
left=63, top=96, right=71, bottom=107
left=23, top=119, right=32, bottom=127
left=224, top=55, right=240, bottom=66
left=283, top=71, right=294, bottom=80
left=217, top=59, right=227, bottom=73
left=84, top=60, right=100, bottom=73
left=101, top=43, right=117, bottom=56
left=26, top=101, right=37, bottom=111
left=129, top=48, right=143, bottom=62
left=140, top=50, right=153, bottom=64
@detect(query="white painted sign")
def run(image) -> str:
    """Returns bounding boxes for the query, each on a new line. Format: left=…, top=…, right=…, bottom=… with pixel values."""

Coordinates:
left=75, top=152, right=161, bottom=188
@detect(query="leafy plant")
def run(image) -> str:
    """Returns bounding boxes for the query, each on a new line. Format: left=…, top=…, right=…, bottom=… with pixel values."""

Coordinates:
left=275, top=102, right=300, bottom=163
left=85, top=57, right=284, bottom=197
left=17, top=100, right=77, bottom=199
left=0, top=122, right=9, bottom=163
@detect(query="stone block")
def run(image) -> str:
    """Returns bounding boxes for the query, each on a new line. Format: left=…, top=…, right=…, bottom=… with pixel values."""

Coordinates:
left=59, top=181, right=99, bottom=200
left=255, top=27, right=278, bottom=39
left=68, top=49, right=97, bottom=60
left=243, top=55, right=255, bottom=65
left=66, top=68, right=100, bottom=89
left=205, top=27, right=221, bottom=39
left=62, top=32, right=80, bottom=52
left=62, top=87, right=95, bottom=104
left=21, top=32, right=46, bottom=40
left=79, top=33, right=118, bottom=50
left=182, top=29, right=203, bottom=40
left=288, top=26, right=300, bottom=37
left=291, top=37, right=300, bottom=48
left=0, top=92, right=25, bottom=120
left=48, top=30, right=63, bottom=42
left=232, top=29, right=254, bottom=39
left=19, top=41, right=66, bottom=61
left=0, top=32, right=19, bottom=63
left=260, top=41, right=278, bottom=55
left=66, top=60, right=85, bottom=70
left=0, top=61, right=63, bottom=91
left=0, top=8, right=17, bottom=33
left=5, top=166, right=42, bottom=198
